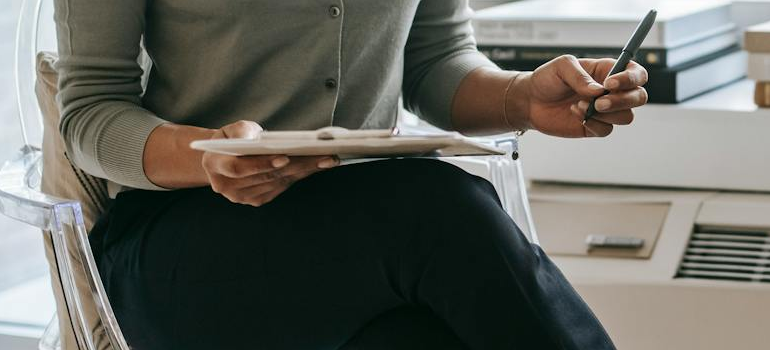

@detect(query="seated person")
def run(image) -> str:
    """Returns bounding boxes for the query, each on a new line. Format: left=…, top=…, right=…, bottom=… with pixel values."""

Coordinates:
left=54, top=0, right=647, bottom=349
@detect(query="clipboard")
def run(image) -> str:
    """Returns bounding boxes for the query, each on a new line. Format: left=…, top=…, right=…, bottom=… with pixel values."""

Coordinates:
left=189, top=126, right=505, bottom=158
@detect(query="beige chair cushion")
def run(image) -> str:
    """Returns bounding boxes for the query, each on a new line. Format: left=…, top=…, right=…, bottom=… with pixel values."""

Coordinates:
left=37, top=51, right=110, bottom=350
left=38, top=52, right=109, bottom=228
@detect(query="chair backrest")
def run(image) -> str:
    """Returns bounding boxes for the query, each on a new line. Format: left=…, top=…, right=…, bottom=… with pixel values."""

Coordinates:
left=15, top=0, right=56, bottom=150
left=11, top=1, right=131, bottom=349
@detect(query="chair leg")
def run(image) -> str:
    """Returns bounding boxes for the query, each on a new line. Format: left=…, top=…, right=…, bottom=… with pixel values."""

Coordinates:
left=39, top=314, right=62, bottom=350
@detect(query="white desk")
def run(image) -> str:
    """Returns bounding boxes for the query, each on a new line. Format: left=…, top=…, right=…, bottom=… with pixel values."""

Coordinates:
left=521, top=79, right=770, bottom=192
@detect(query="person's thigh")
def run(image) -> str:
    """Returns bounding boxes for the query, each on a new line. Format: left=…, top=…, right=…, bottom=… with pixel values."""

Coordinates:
left=339, top=306, right=467, bottom=350
left=97, top=159, right=494, bottom=349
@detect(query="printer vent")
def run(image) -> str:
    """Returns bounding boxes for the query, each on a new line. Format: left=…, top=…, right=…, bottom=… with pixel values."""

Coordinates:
left=677, top=226, right=770, bottom=284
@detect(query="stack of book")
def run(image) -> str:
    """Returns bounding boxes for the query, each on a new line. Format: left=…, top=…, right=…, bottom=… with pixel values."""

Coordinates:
left=472, top=0, right=746, bottom=104
left=745, top=21, right=770, bottom=107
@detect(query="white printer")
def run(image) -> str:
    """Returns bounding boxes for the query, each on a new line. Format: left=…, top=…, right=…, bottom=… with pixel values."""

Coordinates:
left=522, top=80, right=770, bottom=350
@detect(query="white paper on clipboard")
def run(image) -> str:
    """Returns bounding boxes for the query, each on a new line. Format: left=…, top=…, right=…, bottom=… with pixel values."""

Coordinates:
left=189, top=126, right=505, bottom=159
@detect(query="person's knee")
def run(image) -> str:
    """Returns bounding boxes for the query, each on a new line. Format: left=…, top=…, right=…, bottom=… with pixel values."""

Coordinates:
left=390, top=159, right=501, bottom=208
left=400, top=161, right=535, bottom=261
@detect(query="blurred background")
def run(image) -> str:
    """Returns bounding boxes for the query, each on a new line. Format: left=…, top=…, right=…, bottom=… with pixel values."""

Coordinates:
left=0, top=1, right=54, bottom=346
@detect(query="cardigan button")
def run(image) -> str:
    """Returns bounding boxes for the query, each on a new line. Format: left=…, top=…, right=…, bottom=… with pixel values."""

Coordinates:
left=325, top=78, right=338, bottom=89
left=329, top=6, right=341, bottom=18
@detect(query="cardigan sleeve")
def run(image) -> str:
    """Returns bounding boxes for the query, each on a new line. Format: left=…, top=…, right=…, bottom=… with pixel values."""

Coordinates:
left=402, top=0, right=498, bottom=130
left=54, top=0, right=167, bottom=190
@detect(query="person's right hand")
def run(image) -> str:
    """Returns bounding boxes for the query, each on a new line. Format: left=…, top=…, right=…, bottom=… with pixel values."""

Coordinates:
left=201, top=120, right=339, bottom=206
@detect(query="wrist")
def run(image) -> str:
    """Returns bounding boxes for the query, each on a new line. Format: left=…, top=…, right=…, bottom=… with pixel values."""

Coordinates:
left=176, top=125, right=218, bottom=186
left=503, top=71, right=534, bottom=132
left=144, top=123, right=217, bottom=188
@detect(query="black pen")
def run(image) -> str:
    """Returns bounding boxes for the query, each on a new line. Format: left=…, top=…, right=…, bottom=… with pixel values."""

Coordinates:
left=584, top=9, right=657, bottom=121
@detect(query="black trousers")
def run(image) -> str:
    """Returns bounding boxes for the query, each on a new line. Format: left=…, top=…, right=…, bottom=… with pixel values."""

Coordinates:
left=90, top=159, right=615, bottom=350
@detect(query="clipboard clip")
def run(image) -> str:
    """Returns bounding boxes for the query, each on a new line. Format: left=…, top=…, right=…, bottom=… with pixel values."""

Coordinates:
left=316, top=126, right=399, bottom=140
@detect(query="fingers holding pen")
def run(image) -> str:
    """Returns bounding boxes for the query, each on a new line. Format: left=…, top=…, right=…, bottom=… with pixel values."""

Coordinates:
left=570, top=100, right=633, bottom=138
left=592, top=87, right=648, bottom=114
left=582, top=119, right=614, bottom=138
left=603, top=61, right=649, bottom=91
left=576, top=62, right=646, bottom=138
left=573, top=99, right=635, bottom=122
left=553, top=55, right=607, bottom=97
left=569, top=104, right=614, bottom=137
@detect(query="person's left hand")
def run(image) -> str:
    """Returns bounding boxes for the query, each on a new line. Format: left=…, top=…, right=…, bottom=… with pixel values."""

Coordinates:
left=517, top=55, right=649, bottom=138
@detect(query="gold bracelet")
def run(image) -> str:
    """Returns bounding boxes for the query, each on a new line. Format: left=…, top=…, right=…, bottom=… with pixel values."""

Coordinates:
left=502, top=72, right=527, bottom=136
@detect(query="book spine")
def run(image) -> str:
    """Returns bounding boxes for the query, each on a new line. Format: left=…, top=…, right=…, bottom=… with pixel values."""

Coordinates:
left=748, top=53, right=770, bottom=81
left=472, top=20, right=665, bottom=47
left=756, top=82, right=770, bottom=107
left=485, top=46, right=744, bottom=104
left=478, top=46, right=669, bottom=67
left=645, top=68, right=677, bottom=104
left=744, top=33, right=770, bottom=53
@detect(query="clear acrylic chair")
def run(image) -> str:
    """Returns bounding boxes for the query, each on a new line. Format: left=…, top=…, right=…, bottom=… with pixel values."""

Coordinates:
left=1, top=0, right=539, bottom=349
